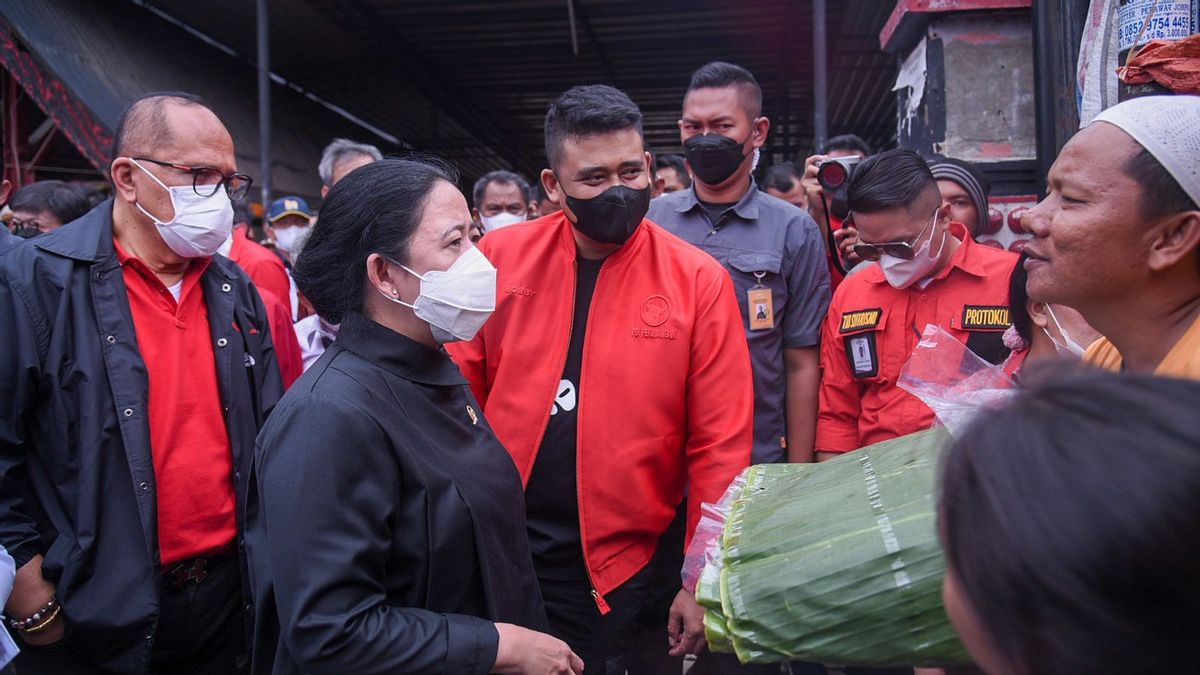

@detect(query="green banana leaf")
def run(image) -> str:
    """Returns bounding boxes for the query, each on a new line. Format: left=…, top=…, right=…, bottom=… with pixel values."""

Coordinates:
left=700, top=428, right=971, bottom=666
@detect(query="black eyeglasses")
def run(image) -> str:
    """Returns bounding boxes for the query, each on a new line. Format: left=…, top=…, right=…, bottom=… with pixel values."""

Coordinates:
left=851, top=208, right=940, bottom=262
left=9, top=217, right=48, bottom=239
left=132, top=157, right=253, bottom=201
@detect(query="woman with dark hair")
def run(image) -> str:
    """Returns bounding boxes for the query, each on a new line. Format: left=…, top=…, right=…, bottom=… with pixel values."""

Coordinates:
left=246, top=158, right=582, bottom=675
left=1001, top=252, right=1099, bottom=377
left=939, top=372, right=1200, bottom=675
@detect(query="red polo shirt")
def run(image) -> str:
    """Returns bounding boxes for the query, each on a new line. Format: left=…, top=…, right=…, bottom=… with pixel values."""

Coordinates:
left=115, top=241, right=237, bottom=566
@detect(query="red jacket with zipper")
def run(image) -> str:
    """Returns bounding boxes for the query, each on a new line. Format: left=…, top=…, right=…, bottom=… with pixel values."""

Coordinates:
left=447, top=212, right=753, bottom=606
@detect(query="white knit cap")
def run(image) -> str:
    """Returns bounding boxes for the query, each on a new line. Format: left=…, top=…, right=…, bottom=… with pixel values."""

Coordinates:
left=1092, top=95, right=1200, bottom=208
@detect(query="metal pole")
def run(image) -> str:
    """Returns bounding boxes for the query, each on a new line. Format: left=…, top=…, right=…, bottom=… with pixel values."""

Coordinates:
left=812, top=0, right=828, bottom=152
left=256, top=0, right=271, bottom=207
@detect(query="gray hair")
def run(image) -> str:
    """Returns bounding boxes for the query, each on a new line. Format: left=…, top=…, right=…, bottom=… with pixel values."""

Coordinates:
left=318, top=138, right=384, bottom=187
left=472, top=170, right=532, bottom=209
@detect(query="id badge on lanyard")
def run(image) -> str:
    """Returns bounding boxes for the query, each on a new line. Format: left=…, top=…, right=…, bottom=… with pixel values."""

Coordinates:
left=747, top=271, right=774, bottom=331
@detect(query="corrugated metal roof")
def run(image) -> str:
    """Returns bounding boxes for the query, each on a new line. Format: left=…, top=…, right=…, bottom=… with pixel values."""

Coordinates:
left=140, top=0, right=898, bottom=183
left=4, top=0, right=898, bottom=198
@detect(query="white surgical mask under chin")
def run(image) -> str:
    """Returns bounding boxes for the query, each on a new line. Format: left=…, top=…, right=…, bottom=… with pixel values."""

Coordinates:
left=131, top=159, right=233, bottom=259
left=272, top=225, right=311, bottom=254
left=879, top=225, right=947, bottom=290
left=1043, top=305, right=1087, bottom=357
left=376, top=246, right=497, bottom=344
left=480, top=212, right=526, bottom=231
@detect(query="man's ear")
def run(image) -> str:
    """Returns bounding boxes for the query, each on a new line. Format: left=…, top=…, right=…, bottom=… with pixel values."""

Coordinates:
left=541, top=169, right=561, bottom=204
left=110, top=158, right=138, bottom=203
left=471, top=207, right=481, bottom=223
left=1148, top=210, right=1200, bottom=272
left=0, top=179, right=11, bottom=206
left=751, top=116, right=771, bottom=150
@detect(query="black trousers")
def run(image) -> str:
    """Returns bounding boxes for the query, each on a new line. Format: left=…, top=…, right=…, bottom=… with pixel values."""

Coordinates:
left=12, top=555, right=246, bottom=675
left=540, top=562, right=658, bottom=675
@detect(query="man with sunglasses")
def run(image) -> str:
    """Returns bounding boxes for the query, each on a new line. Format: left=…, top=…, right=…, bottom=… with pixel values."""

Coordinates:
left=816, top=150, right=1017, bottom=460
left=0, top=92, right=282, bottom=673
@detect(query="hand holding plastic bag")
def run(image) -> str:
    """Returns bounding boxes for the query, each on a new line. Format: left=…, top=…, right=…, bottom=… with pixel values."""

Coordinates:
left=898, top=324, right=1017, bottom=437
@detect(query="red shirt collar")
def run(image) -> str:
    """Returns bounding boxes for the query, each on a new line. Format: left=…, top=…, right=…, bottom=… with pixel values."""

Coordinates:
left=113, top=237, right=211, bottom=284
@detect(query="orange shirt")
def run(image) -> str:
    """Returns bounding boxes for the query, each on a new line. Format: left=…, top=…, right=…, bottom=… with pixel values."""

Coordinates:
left=1084, top=310, right=1200, bottom=379
left=115, top=242, right=237, bottom=566
left=817, top=222, right=1018, bottom=453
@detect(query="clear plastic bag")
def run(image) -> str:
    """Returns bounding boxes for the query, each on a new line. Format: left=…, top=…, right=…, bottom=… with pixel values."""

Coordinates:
left=898, top=324, right=1017, bottom=437
left=682, top=469, right=749, bottom=593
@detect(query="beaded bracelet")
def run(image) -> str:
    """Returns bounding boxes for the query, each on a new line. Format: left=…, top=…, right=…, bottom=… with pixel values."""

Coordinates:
left=20, top=604, right=62, bottom=634
left=5, top=597, right=60, bottom=632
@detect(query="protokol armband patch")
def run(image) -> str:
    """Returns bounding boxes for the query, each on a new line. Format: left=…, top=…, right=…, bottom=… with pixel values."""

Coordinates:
left=961, top=305, right=1010, bottom=331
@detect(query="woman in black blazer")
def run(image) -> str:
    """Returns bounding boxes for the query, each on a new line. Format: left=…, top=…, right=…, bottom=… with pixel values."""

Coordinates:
left=246, top=158, right=581, bottom=675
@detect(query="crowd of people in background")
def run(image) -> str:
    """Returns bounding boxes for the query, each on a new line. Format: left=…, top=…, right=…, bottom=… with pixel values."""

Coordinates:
left=0, top=57, right=1197, bottom=675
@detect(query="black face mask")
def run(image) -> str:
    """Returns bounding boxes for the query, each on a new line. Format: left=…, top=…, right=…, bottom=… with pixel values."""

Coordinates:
left=683, top=133, right=750, bottom=185
left=562, top=183, right=652, bottom=245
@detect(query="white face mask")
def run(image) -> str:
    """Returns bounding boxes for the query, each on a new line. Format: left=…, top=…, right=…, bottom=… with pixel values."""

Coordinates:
left=879, top=223, right=948, bottom=289
left=1043, top=305, right=1087, bottom=357
left=379, top=245, right=497, bottom=343
left=272, top=225, right=311, bottom=254
left=480, top=212, right=526, bottom=231
left=131, top=159, right=233, bottom=258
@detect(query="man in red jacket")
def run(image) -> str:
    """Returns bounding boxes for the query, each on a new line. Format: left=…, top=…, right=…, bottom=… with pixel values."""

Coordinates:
left=448, top=85, right=753, bottom=671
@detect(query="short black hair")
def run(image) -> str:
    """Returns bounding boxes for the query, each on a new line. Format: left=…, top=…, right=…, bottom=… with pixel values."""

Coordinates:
left=111, top=91, right=211, bottom=164
left=293, top=157, right=458, bottom=323
left=472, top=170, right=532, bottom=209
left=847, top=149, right=938, bottom=216
left=763, top=162, right=801, bottom=193
left=820, top=134, right=872, bottom=157
left=655, top=154, right=691, bottom=188
left=8, top=180, right=91, bottom=225
left=686, top=61, right=762, bottom=119
left=1008, top=252, right=1033, bottom=345
left=1125, top=146, right=1198, bottom=219
left=941, top=371, right=1200, bottom=675
left=544, top=85, right=644, bottom=170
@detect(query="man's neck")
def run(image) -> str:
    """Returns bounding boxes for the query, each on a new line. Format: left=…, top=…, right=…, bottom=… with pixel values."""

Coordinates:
left=1088, top=286, right=1200, bottom=373
left=694, top=173, right=752, bottom=205
left=112, top=200, right=190, bottom=285
left=928, top=231, right=962, bottom=280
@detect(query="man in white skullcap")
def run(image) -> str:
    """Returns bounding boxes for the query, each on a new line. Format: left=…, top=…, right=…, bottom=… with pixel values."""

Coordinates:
left=1022, top=95, right=1200, bottom=378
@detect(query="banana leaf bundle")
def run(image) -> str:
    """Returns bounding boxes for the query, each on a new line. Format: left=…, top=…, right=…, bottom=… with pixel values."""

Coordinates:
left=696, top=428, right=971, bottom=666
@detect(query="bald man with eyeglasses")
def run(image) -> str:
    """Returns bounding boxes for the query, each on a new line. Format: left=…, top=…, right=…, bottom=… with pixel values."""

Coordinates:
left=0, top=92, right=281, bottom=674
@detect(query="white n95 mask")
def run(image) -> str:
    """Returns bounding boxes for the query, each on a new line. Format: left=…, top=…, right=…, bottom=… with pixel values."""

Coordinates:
left=380, top=246, right=497, bottom=343
left=131, top=159, right=233, bottom=259
left=272, top=225, right=311, bottom=254
left=480, top=212, right=526, bottom=231
left=880, top=225, right=948, bottom=289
